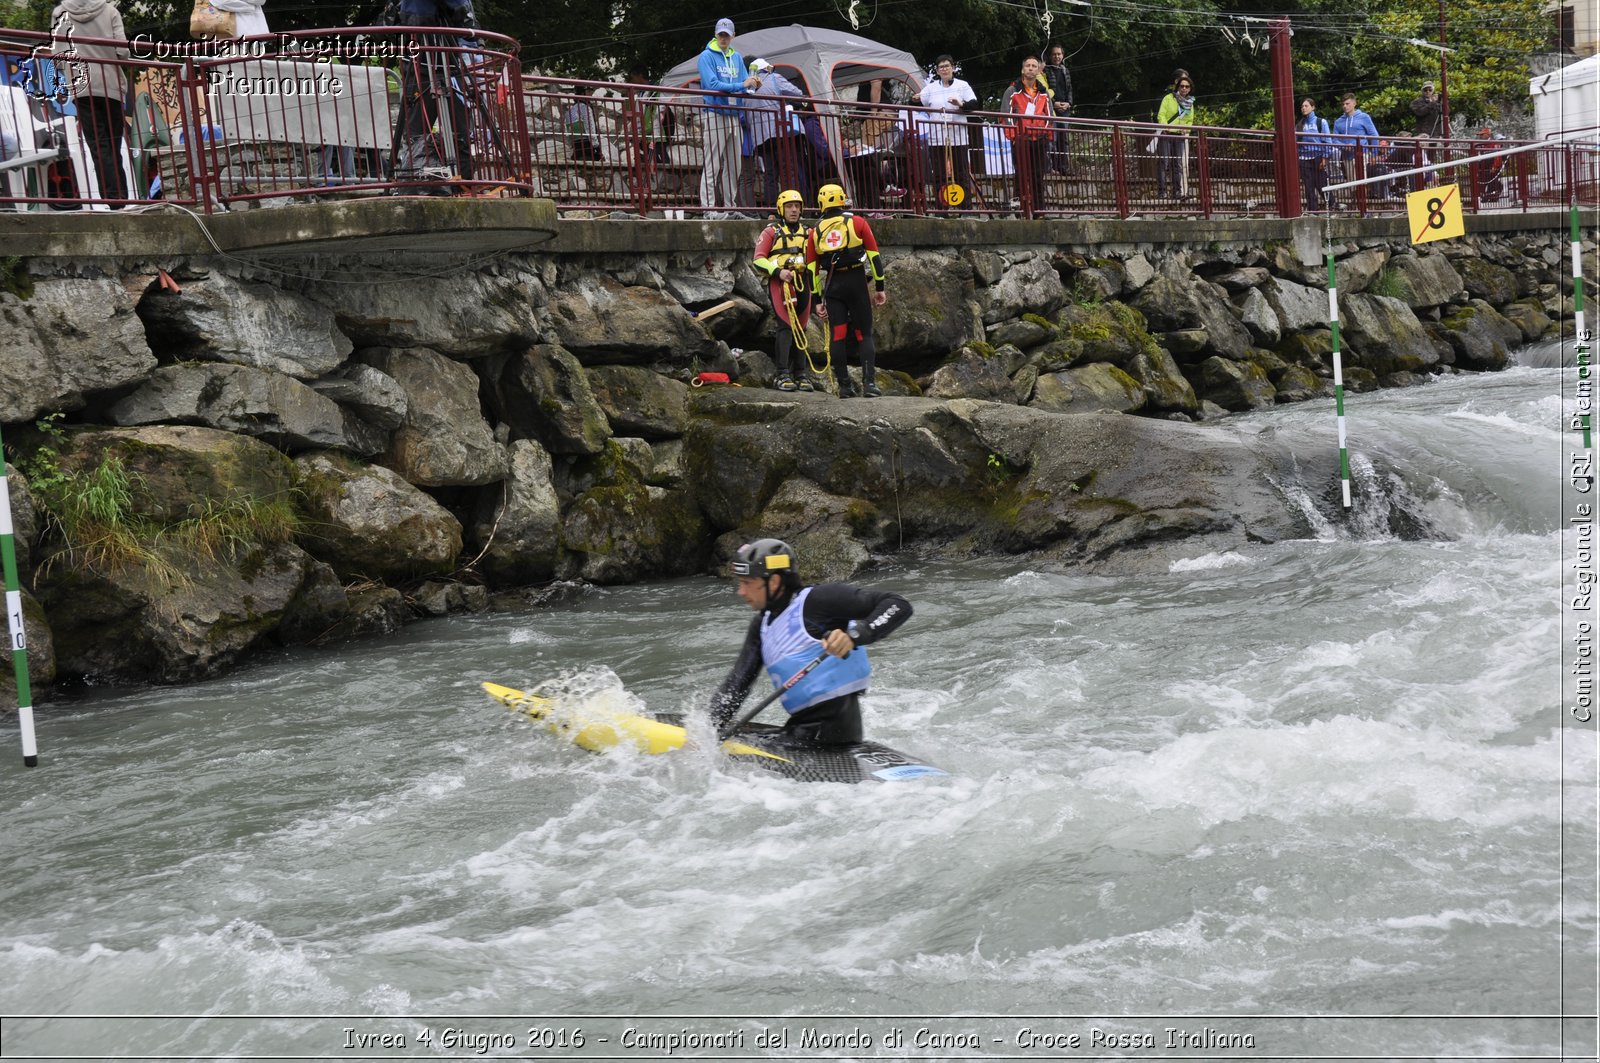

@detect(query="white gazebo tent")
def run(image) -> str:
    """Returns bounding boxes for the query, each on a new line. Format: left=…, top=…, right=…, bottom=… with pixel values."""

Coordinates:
left=1529, top=53, right=1600, bottom=141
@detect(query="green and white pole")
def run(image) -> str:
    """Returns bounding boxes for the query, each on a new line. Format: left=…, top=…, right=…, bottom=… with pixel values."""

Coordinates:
left=1575, top=204, right=1588, bottom=346
left=0, top=423, right=38, bottom=767
left=1327, top=250, right=1353, bottom=508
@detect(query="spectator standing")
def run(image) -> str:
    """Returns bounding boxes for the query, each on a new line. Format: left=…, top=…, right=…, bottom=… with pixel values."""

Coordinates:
left=918, top=54, right=976, bottom=211
left=1296, top=96, right=1331, bottom=213
left=207, top=0, right=268, bottom=37
left=1155, top=70, right=1194, bottom=199
left=746, top=58, right=806, bottom=210
left=1411, top=81, right=1442, bottom=139
left=50, top=0, right=130, bottom=204
left=1004, top=55, right=1052, bottom=215
left=696, top=17, right=754, bottom=218
left=386, top=0, right=479, bottom=186
left=1332, top=92, right=1379, bottom=199
left=1040, top=41, right=1073, bottom=174
left=565, top=86, right=601, bottom=162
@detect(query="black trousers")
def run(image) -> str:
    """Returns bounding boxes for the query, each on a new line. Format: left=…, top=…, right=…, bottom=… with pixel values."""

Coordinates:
left=1011, top=135, right=1047, bottom=214
left=823, top=270, right=875, bottom=390
left=76, top=96, right=128, bottom=202
left=771, top=287, right=812, bottom=376
left=1299, top=158, right=1327, bottom=213
left=784, top=693, right=863, bottom=745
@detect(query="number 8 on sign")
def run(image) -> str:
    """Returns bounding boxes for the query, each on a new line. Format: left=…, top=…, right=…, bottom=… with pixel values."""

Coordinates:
left=1407, top=182, right=1464, bottom=245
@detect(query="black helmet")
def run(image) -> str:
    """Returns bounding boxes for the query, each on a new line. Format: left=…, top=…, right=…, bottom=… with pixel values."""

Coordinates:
left=730, top=538, right=797, bottom=581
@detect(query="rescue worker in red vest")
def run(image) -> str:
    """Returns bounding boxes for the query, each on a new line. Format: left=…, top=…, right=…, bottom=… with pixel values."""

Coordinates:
left=804, top=182, right=888, bottom=397
left=752, top=189, right=817, bottom=391
left=710, top=539, right=913, bottom=745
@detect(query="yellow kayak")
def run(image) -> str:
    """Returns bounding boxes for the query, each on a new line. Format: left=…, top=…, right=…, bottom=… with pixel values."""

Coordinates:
left=481, top=681, right=948, bottom=784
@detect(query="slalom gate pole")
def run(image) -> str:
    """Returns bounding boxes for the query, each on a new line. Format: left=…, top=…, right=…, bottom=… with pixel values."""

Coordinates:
left=1326, top=247, right=1353, bottom=508
left=1576, top=203, right=1592, bottom=454
left=0, top=423, right=38, bottom=767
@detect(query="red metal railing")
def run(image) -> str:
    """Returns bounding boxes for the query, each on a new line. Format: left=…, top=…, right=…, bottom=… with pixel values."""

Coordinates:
left=0, top=25, right=531, bottom=212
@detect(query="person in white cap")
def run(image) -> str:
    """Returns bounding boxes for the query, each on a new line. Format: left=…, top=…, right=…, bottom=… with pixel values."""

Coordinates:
left=696, top=17, right=757, bottom=218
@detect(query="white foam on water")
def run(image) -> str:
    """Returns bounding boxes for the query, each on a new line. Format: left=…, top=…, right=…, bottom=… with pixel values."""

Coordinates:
left=1169, top=551, right=1255, bottom=573
left=1079, top=717, right=1567, bottom=830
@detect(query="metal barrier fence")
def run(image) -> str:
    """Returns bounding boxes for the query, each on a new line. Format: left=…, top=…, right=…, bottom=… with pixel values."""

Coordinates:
left=0, top=25, right=531, bottom=212
left=1, top=33, right=1594, bottom=221
left=522, top=76, right=1600, bottom=221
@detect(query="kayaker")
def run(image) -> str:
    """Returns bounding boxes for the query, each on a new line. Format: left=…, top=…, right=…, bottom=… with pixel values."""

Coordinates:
left=709, top=538, right=912, bottom=745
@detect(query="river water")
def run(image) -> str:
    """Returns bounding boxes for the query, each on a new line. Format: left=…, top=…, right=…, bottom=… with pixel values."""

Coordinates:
left=1, top=341, right=1594, bottom=1062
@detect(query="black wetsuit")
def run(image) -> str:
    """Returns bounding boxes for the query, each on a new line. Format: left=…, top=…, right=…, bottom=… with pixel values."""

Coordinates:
left=709, top=582, right=912, bottom=745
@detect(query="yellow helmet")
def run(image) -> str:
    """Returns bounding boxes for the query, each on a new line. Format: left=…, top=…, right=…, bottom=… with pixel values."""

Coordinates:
left=817, top=183, right=848, bottom=211
left=776, top=189, right=803, bottom=210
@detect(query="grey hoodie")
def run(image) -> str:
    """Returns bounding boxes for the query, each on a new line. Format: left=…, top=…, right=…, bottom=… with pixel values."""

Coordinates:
left=51, top=0, right=128, bottom=101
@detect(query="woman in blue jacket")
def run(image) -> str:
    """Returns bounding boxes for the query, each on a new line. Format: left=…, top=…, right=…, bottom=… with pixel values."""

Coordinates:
left=1297, top=97, right=1333, bottom=213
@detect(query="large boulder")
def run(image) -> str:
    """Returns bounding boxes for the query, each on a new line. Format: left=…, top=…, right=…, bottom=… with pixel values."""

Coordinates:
left=310, top=263, right=544, bottom=358
left=560, top=481, right=708, bottom=584
left=1129, top=275, right=1252, bottom=362
left=1056, top=301, right=1162, bottom=368
left=468, top=439, right=563, bottom=586
left=359, top=347, right=508, bottom=486
left=684, top=390, right=1317, bottom=562
left=1031, top=365, right=1146, bottom=414
left=482, top=344, right=611, bottom=456
left=1451, top=256, right=1519, bottom=307
left=137, top=273, right=351, bottom=378
left=1436, top=299, right=1525, bottom=371
left=38, top=542, right=321, bottom=684
left=1385, top=253, right=1464, bottom=309
left=1500, top=298, right=1553, bottom=342
left=875, top=251, right=983, bottom=362
left=1126, top=349, right=1199, bottom=414
left=1334, top=248, right=1388, bottom=294
left=1262, top=276, right=1330, bottom=333
left=661, top=251, right=740, bottom=305
left=739, top=478, right=889, bottom=583
left=38, top=425, right=296, bottom=527
left=1339, top=294, right=1440, bottom=376
left=584, top=365, right=691, bottom=440
left=923, top=347, right=1020, bottom=402
left=980, top=253, right=1065, bottom=325
left=545, top=274, right=720, bottom=364
left=1189, top=356, right=1275, bottom=411
left=107, top=364, right=370, bottom=455
left=1237, top=288, right=1282, bottom=346
left=0, top=276, right=156, bottom=423
left=294, top=450, right=463, bottom=581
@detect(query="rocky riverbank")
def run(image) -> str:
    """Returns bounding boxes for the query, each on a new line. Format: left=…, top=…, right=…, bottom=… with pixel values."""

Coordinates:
left=0, top=219, right=1589, bottom=692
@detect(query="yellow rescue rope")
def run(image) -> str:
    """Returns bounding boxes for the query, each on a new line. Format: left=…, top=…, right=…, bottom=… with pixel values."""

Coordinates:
left=781, top=273, right=830, bottom=378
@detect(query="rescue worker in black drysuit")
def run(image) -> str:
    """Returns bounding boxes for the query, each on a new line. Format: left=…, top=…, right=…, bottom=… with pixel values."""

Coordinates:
left=752, top=188, right=816, bottom=391
left=804, top=183, right=888, bottom=397
left=710, top=539, right=912, bottom=745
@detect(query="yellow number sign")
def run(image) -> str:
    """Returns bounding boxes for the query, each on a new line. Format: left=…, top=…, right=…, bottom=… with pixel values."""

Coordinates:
left=1408, top=183, right=1465, bottom=245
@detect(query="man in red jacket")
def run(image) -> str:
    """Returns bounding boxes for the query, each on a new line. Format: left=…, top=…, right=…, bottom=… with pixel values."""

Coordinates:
left=1004, top=55, right=1053, bottom=216
left=804, top=182, right=888, bottom=397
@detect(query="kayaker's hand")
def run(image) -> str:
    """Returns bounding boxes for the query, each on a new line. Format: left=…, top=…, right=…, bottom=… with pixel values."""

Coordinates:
left=822, top=628, right=855, bottom=658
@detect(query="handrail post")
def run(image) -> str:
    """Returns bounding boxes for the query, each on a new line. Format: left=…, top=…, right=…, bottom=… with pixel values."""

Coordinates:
left=1196, top=132, right=1211, bottom=217
left=1111, top=126, right=1129, bottom=218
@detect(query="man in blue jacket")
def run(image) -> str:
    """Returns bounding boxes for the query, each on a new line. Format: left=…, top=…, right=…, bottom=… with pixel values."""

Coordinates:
left=696, top=17, right=756, bottom=218
left=1332, top=92, right=1379, bottom=202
